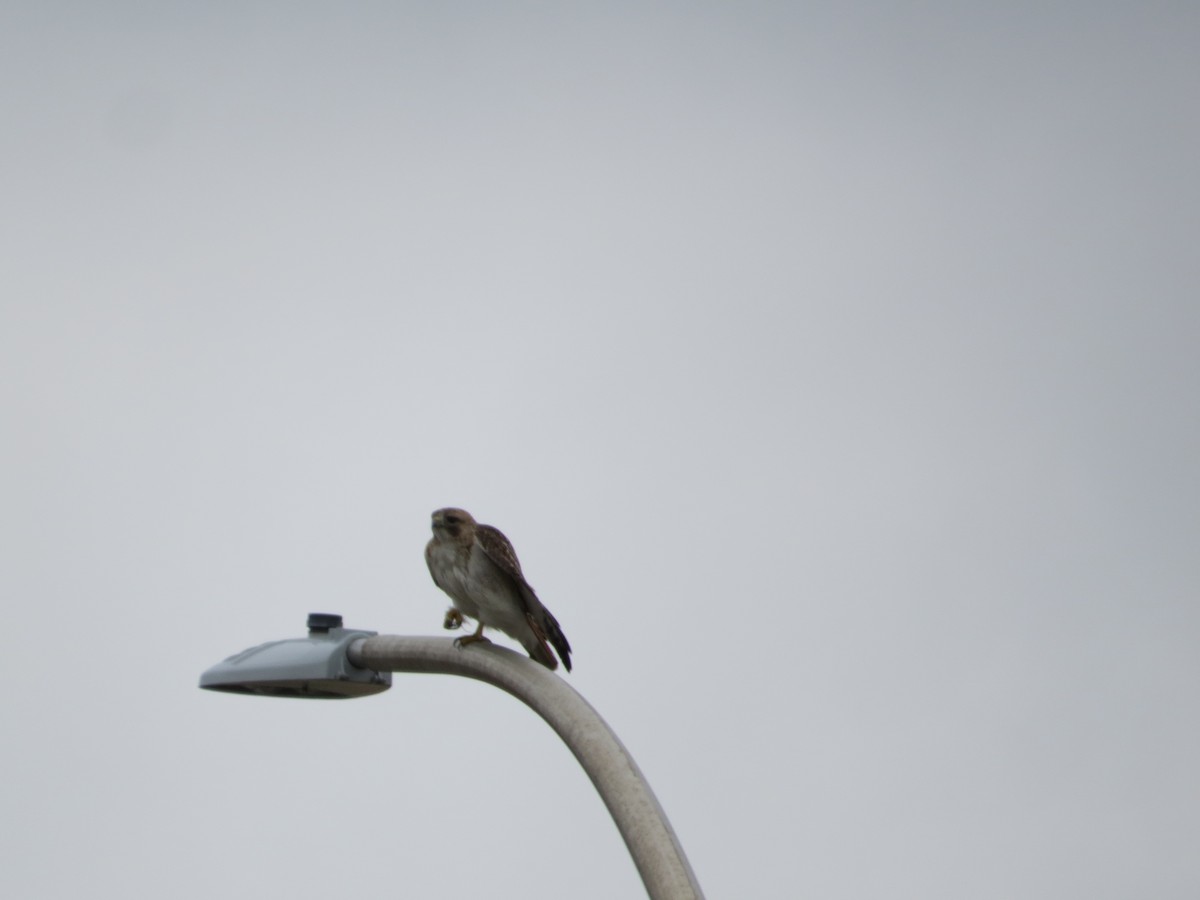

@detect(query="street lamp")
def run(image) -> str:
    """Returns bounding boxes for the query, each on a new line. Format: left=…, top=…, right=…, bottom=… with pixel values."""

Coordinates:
left=199, top=613, right=705, bottom=900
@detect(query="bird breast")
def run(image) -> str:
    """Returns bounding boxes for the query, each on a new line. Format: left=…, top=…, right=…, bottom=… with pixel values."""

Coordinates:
left=427, top=539, right=480, bottom=618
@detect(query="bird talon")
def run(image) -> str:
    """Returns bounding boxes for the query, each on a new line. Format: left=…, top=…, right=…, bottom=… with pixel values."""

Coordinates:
left=443, top=608, right=464, bottom=630
left=454, top=634, right=492, bottom=649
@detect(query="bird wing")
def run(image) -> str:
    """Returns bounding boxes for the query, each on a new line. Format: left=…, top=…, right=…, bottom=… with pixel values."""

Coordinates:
left=475, top=524, right=573, bottom=672
left=475, top=524, right=526, bottom=580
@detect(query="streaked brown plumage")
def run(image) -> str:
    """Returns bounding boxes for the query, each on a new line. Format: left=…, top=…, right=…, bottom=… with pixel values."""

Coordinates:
left=425, top=508, right=572, bottom=672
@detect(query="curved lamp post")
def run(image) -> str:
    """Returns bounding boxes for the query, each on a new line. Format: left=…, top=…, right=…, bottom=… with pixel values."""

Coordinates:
left=199, top=614, right=705, bottom=900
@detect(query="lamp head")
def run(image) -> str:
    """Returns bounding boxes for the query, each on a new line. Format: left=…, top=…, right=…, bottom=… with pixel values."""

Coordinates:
left=199, top=613, right=390, bottom=699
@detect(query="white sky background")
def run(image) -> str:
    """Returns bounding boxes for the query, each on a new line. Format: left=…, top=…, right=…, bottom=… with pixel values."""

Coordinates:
left=2, top=3, right=1198, bottom=898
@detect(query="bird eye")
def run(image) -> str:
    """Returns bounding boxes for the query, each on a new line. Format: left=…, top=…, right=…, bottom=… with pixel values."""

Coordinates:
left=445, top=514, right=460, bottom=525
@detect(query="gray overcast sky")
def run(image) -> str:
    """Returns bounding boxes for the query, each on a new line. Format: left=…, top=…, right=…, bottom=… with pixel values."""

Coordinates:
left=2, top=3, right=1198, bottom=898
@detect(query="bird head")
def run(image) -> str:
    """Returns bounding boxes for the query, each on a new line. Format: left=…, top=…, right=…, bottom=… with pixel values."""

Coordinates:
left=430, top=507, right=476, bottom=541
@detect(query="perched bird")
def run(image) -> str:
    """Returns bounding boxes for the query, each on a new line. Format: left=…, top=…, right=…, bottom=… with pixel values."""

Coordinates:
left=425, top=507, right=572, bottom=672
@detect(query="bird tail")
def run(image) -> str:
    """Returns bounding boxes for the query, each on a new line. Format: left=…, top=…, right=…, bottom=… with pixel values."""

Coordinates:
left=524, top=611, right=572, bottom=672
left=526, top=636, right=559, bottom=670
left=524, top=610, right=572, bottom=672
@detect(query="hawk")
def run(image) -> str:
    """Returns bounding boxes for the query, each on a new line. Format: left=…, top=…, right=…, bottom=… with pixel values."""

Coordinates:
left=425, top=507, right=572, bottom=672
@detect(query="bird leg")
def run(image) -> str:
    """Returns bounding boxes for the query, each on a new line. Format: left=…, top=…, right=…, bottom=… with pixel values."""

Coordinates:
left=443, top=607, right=464, bottom=630
left=454, top=621, right=491, bottom=648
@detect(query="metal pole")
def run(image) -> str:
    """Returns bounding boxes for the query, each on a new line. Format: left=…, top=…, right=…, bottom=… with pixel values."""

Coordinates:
left=348, top=635, right=705, bottom=900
